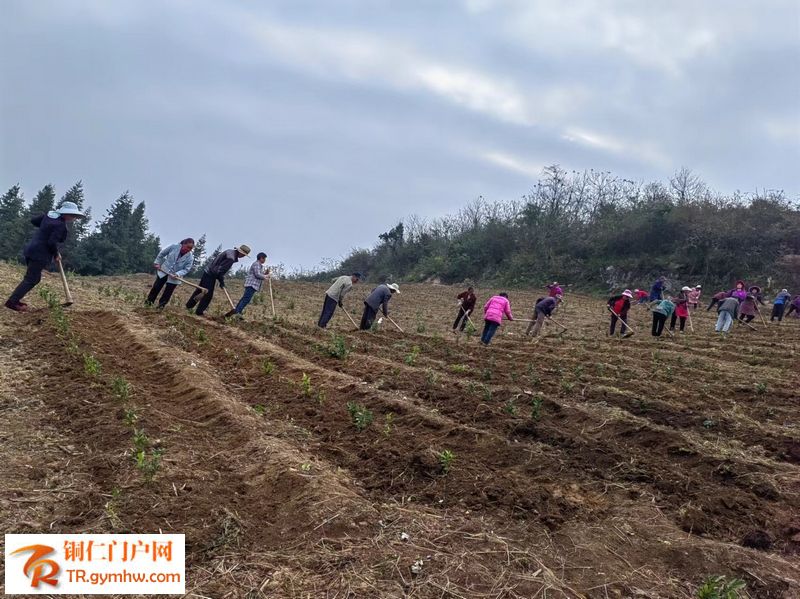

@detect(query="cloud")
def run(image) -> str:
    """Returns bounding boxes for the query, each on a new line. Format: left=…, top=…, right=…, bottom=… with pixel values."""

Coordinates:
left=481, top=150, right=545, bottom=179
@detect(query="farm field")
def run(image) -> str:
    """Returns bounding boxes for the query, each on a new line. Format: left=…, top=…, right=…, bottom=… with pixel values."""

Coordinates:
left=0, top=261, right=798, bottom=598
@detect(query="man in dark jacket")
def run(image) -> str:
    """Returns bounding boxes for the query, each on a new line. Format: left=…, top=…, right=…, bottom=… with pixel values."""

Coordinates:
left=526, top=295, right=561, bottom=337
left=5, top=202, right=85, bottom=312
left=186, top=245, right=250, bottom=317
left=360, top=283, right=400, bottom=330
left=453, top=286, right=476, bottom=332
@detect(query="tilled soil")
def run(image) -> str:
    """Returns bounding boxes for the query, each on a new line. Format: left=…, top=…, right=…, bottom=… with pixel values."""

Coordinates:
left=0, top=264, right=798, bottom=598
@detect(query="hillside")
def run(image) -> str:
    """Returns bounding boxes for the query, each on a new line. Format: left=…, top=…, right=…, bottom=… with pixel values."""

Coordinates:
left=1, top=261, right=799, bottom=598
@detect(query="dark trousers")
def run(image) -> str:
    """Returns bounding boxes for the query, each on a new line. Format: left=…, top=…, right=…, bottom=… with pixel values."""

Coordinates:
left=787, top=305, right=798, bottom=317
left=453, top=307, right=472, bottom=330
left=670, top=313, right=686, bottom=331
left=145, top=275, right=178, bottom=308
left=651, top=313, right=667, bottom=336
left=186, top=272, right=217, bottom=316
left=480, top=320, right=500, bottom=345
left=609, top=312, right=629, bottom=335
left=318, top=295, right=338, bottom=328
left=8, top=258, right=48, bottom=304
left=770, top=303, right=785, bottom=322
left=739, top=314, right=755, bottom=323
left=360, top=303, right=378, bottom=330
left=706, top=298, right=720, bottom=311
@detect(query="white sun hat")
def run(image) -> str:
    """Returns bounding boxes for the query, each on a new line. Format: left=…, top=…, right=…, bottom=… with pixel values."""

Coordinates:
left=681, top=286, right=692, bottom=291
left=57, top=201, right=85, bottom=217
left=387, top=283, right=400, bottom=293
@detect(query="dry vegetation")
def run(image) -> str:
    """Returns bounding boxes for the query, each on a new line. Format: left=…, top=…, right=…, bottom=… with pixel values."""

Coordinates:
left=0, top=262, right=798, bottom=598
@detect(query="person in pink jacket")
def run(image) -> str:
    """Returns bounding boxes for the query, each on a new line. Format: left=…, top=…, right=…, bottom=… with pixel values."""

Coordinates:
left=481, top=292, right=513, bottom=345
left=687, top=285, right=701, bottom=310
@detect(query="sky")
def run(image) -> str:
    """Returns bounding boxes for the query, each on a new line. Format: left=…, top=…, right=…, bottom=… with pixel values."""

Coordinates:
left=2, top=0, right=799, bottom=271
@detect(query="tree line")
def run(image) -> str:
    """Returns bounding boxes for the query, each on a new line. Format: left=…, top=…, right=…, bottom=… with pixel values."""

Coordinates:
left=0, top=182, right=216, bottom=276
left=315, top=166, right=800, bottom=291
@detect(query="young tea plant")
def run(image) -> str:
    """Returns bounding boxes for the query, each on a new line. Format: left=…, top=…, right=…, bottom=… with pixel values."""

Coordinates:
left=261, top=359, right=275, bottom=376
left=300, top=373, right=313, bottom=397
left=383, top=412, right=394, bottom=436
left=696, top=575, right=746, bottom=599
left=530, top=396, right=543, bottom=420
left=111, top=376, right=131, bottom=401
left=195, top=327, right=209, bottom=345
left=347, top=402, right=374, bottom=431
left=327, top=334, right=351, bottom=360
left=123, top=409, right=139, bottom=428
left=438, top=449, right=455, bottom=474
left=83, top=354, right=102, bottom=377
left=404, top=345, right=421, bottom=366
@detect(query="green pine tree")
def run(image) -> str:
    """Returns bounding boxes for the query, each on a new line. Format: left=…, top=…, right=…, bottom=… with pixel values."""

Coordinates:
left=74, top=192, right=159, bottom=275
left=25, top=184, right=56, bottom=219
left=0, top=185, right=27, bottom=261
left=189, top=233, right=207, bottom=275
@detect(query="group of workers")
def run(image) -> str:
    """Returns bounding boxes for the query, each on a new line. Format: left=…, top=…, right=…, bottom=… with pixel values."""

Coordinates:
left=3, top=207, right=798, bottom=347
left=607, top=278, right=798, bottom=338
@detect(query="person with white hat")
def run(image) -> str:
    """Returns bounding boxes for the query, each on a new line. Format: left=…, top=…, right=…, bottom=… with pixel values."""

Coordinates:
left=771, top=289, right=791, bottom=322
left=186, top=244, right=250, bottom=317
left=607, top=289, right=634, bottom=337
left=5, top=201, right=85, bottom=312
left=360, top=282, right=399, bottom=330
left=687, top=285, right=702, bottom=310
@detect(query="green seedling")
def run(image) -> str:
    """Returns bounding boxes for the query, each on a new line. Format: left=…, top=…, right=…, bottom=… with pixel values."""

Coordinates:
left=83, top=354, right=102, bottom=377
left=111, top=376, right=131, bottom=401
left=438, top=449, right=455, bottom=474
left=347, top=402, right=374, bottom=431
left=696, top=575, right=746, bottom=599
left=261, top=359, right=275, bottom=376
left=404, top=345, right=421, bottom=366
left=300, top=373, right=313, bottom=397
left=327, top=335, right=351, bottom=359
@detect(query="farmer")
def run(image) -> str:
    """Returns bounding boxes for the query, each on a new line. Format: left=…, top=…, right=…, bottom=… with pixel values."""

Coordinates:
left=360, top=283, right=400, bottom=330
left=687, top=285, right=702, bottom=310
left=649, top=276, right=666, bottom=301
left=526, top=295, right=562, bottom=337
left=5, top=201, right=85, bottom=312
left=226, top=252, right=270, bottom=318
left=146, top=238, right=195, bottom=309
left=481, top=292, right=513, bottom=345
left=715, top=296, right=740, bottom=334
left=634, top=289, right=649, bottom=304
left=650, top=296, right=675, bottom=337
left=186, top=245, right=250, bottom=317
left=318, top=272, right=361, bottom=328
left=607, top=290, right=633, bottom=336
left=706, top=290, right=728, bottom=311
left=669, top=286, right=691, bottom=332
left=771, top=289, right=792, bottom=322
left=738, top=287, right=765, bottom=324
left=786, top=295, right=800, bottom=318
left=546, top=282, right=563, bottom=298
left=728, top=280, right=747, bottom=301
left=453, top=286, right=477, bottom=332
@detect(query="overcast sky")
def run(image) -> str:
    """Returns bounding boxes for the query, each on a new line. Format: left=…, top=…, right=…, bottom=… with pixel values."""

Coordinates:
left=2, top=0, right=799, bottom=270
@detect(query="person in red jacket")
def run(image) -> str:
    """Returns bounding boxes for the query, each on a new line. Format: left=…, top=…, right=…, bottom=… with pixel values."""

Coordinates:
left=453, top=286, right=477, bottom=332
left=633, top=289, right=649, bottom=305
left=670, top=286, right=691, bottom=332
left=706, top=290, right=727, bottom=311
left=607, top=290, right=633, bottom=336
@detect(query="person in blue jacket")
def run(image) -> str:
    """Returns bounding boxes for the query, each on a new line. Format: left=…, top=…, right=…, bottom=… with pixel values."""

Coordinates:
left=770, top=289, right=791, bottom=322
left=360, top=283, right=400, bottom=330
left=5, top=202, right=85, bottom=312
left=145, top=238, right=195, bottom=309
left=649, top=276, right=666, bottom=301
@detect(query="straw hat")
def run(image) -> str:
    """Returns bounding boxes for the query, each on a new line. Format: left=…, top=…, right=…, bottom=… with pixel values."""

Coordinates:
left=235, top=244, right=251, bottom=256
